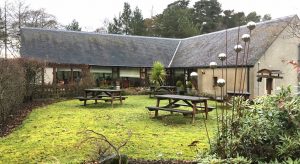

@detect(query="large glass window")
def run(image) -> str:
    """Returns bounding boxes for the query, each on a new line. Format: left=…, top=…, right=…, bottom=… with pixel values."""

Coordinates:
left=120, top=68, right=140, bottom=87
left=120, top=68, right=140, bottom=78
left=90, top=67, right=112, bottom=87
left=174, top=69, right=185, bottom=84
left=56, top=68, right=81, bottom=85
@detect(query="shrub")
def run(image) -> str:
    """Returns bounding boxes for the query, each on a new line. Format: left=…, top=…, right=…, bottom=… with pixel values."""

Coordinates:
left=20, top=59, right=45, bottom=101
left=0, top=59, right=26, bottom=126
left=186, top=81, right=193, bottom=88
left=176, top=80, right=183, bottom=87
left=197, top=153, right=251, bottom=164
left=122, top=87, right=148, bottom=95
left=150, top=61, right=166, bottom=86
left=208, top=86, right=300, bottom=162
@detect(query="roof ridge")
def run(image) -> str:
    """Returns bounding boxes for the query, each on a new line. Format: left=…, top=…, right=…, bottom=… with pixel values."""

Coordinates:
left=21, top=27, right=182, bottom=41
left=168, top=40, right=182, bottom=68
left=182, top=14, right=297, bottom=41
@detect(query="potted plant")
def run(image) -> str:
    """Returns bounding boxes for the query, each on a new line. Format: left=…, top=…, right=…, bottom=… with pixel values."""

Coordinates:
left=186, top=81, right=193, bottom=94
left=150, top=61, right=166, bottom=86
left=176, top=80, right=183, bottom=94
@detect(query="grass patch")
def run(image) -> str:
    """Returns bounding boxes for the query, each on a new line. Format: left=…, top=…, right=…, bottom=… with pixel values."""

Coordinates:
left=0, top=95, right=220, bottom=163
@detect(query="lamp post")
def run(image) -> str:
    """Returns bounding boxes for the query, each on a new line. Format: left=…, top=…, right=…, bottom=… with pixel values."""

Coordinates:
left=190, top=72, right=198, bottom=93
left=239, top=34, right=250, bottom=93
left=209, top=61, right=219, bottom=137
left=218, top=53, right=226, bottom=80
left=217, top=78, right=226, bottom=130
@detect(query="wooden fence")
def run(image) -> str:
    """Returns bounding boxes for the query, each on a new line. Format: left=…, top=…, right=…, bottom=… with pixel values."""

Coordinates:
left=32, top=84, right=83, bottom=99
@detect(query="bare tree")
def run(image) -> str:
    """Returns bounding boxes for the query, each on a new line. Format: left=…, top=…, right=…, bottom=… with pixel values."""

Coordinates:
left=0, top=0, right=58, bottom=57
left=79, top=130, right=132, bottom=164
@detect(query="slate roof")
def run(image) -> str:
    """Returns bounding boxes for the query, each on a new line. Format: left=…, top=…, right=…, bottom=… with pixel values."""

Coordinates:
left=171, top=15, right=297, bottom=68
left=20, top=28, right=180, bottom=67
left=20, top=15, right=297, bottom=68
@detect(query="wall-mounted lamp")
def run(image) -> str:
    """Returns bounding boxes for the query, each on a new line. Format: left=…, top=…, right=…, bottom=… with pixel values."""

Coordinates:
left=190, top=72, right=198, bottom=77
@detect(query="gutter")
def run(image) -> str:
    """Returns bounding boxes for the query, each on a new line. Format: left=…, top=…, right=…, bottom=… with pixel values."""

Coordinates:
left=168, top=40, right=181, bottom=68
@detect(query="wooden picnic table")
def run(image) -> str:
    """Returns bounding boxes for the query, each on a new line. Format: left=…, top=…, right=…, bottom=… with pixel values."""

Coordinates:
left=146, top=94, right=214, bottom=123
left=75, top=88, right=126, bottom=108
left=149, top=86, right=176, bottom=98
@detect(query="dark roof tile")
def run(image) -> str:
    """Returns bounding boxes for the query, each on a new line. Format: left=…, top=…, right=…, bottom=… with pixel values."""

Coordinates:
left=20, top=29, right=180, bottom=67
left=171, top=15, right=296, bottom=67
left=20, top=15, right=297, bottom=68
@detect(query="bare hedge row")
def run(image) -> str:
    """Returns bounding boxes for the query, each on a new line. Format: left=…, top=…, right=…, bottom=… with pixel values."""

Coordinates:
left=0, top=59, right=94, bottom=126
left=0, top=59, right=26, bottom=126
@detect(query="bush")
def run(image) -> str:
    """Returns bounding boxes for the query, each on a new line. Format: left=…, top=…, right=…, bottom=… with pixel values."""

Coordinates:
left=176, top=81, right=183, bottom=87
left=186, top=81, right=193, bottom=88
left=197, top=153, right=251, bottom=164
left=122, top=87, right=148, bottom=95
left=208, top=86, right=300, bottom=162
left=150, top=61, right=166, bottom=86
left=20, top=59, right=45, bottom=101
left=0, top=59, right=26, bottom=126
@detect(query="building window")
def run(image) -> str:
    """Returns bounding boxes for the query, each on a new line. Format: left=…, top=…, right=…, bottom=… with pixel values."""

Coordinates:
left=90, top=67, right=113, bottom=87
left=56, top=68, right=82, bottom=85
left=120, top=68, right=140, bottom=88
left=213, top=76, right=218, bottom=87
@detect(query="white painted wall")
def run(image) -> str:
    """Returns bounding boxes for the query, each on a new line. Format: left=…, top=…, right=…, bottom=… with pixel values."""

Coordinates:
left=251, top=19, right=300, bottom=97
left=44, top=67, right=54, bottom=85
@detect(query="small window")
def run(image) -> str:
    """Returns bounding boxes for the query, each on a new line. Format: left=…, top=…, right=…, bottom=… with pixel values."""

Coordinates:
left=213, top=77, right=218, bottom=87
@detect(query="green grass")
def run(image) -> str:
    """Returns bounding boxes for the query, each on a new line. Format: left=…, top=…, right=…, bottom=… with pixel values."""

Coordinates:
left=0, top=95, right=220, bottom=163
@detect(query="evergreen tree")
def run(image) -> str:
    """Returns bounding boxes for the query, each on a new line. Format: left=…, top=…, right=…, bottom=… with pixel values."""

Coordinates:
left=108, top=2, right=146, bottom=36
left=246, top=11, right=261, bottom=22
left=156, top=0, right=199, bottom=38
left=262, top=14, right=272, bottom=21
left=193, top=0, right=222, bottom=33
left=121, top=2, right=132, bottom=34
left=108, top=15, right=123, bottom=34
left=65, top=19, right=82, bottom=31
left=130, top=7, right=145, bottom=35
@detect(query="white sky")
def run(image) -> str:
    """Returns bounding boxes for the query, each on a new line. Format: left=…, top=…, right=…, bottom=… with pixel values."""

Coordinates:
left=2, top=0, right=300, bottom=31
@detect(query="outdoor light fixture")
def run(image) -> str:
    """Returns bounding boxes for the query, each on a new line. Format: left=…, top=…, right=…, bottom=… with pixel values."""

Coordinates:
left=190, top=72, right=198, bottom=77
left=242, top=34, right=250, bottom=42
left=247, top=21, right=256, bottom=30
left=209, top=62, right=217, bottom=69
left=217, top=78, right=226, bottom=87
left=218, top=53, right=227, bottom=61
left=234, top=44, right=243, bottom=53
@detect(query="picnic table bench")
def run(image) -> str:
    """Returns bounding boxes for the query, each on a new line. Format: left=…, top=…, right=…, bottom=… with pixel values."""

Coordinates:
left=148, top=86, right=176, bottom=98
left=75, top=95, right=127, bottom=102
left=146, top=94, right=212, bottom=123
left=147, top=106, right=193, bottom=115
left=75, top=88, right=127, bottom=108
left=172, top=103, right=215, bottom=111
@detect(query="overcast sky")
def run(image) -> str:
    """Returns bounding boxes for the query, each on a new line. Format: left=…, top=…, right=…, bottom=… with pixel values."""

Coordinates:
left=2, top=0, right=300, bottom=31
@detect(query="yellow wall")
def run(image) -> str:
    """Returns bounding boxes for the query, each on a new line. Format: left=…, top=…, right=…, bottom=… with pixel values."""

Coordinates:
left=197, top=19, right=300, bottom=98
left=197, top=67, right=249, bottom=97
